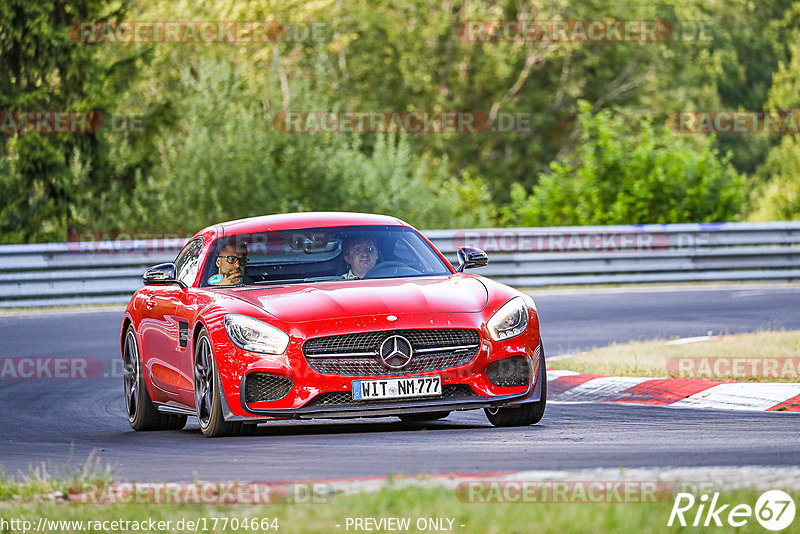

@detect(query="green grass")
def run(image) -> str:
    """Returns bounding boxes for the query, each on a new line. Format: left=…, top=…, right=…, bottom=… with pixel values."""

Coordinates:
left=0, top=453, right=112, bottom=502
left=551, top=330, right=800, bottom=382
left=1, top=484, right=798, bottom=533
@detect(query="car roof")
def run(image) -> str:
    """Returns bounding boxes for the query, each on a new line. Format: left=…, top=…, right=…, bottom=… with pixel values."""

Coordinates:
left=198, top=212, right=410, bottom=237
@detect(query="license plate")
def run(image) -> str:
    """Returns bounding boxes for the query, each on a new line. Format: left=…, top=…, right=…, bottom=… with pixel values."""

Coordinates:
left=352, top=376, right=442, bottom=401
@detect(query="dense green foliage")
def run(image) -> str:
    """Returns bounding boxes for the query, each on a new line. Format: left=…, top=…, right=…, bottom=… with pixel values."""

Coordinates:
left=93, top=59, right=495, bottom=233
left=502, top=101, right=744, bottom=225
left=0, top=0, right=139, bottom=242
left=749, top=6, right=800, bottom=222
left=1, top=0, right=798, bottom=241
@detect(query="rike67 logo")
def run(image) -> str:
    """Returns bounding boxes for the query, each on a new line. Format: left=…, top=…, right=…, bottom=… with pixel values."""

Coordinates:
left=668, top=490, right=796, bottom=531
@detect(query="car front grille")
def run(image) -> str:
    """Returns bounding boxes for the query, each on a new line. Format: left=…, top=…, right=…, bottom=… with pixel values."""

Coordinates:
left=305, top=384, right=479, bottom=407
left=302, top=329, right=481, bottom=376
left=244, top=373, right=293, bottom=403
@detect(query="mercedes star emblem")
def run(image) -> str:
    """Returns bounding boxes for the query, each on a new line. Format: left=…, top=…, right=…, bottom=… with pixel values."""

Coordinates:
left=378, top=335, right=414, bottom=369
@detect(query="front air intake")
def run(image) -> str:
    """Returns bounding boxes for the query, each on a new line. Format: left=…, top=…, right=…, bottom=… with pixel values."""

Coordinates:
left=485, top=356, right=529, bottom=387
left=244, top=373, right=293, bottom=403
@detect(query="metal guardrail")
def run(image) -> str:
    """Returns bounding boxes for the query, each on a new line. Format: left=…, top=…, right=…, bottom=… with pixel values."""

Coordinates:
left=1, top=222, right=798, bottom=308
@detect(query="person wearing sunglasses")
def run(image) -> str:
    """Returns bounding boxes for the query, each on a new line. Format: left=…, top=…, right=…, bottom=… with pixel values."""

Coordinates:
left=215, top=243, right=248, bottom=286
left=342, top=237, right=379, bottom=279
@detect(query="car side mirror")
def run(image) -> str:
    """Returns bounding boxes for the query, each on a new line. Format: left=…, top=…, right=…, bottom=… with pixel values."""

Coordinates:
left=456, top=247, right=488, bottom=272
left=143, top=263, right=185, bottom=287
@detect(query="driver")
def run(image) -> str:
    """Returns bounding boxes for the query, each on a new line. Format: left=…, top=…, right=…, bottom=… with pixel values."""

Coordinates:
left=215, top=242, right=248, bottom=285
left=342, top=237, right=378, bottom=279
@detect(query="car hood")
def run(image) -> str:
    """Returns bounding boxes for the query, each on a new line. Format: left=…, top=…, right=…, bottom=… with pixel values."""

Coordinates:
left=221, top=276, right=488, bottom=323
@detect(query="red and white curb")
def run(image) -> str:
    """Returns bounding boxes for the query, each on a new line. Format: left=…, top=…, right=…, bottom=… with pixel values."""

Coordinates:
left=546, top=369, right=800, bottom=412
left=60, top=467, right=800, bottom=502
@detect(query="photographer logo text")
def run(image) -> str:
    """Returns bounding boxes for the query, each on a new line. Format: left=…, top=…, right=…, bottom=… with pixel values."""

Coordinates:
left=668, top=490, right=795, bottom=531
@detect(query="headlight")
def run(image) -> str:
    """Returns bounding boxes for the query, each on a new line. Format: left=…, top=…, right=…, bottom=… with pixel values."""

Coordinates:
left=521, top=293, right=537, bottom=313
left=487, top=297, right=529, bottom=341
left=224, top=314, right=289, bottom=354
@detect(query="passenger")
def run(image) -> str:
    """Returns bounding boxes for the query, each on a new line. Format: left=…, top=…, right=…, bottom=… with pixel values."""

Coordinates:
left=215, top=243, right=248, bottom=285
left=342, top=237, right=378, bottom=279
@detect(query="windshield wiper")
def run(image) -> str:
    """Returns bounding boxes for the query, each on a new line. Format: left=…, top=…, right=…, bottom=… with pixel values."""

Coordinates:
left=303, top=276, right=344, bottom=282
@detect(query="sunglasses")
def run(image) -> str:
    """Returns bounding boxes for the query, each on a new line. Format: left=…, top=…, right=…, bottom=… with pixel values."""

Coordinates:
left=347, top=245, right=377, bottom=255
left=219, top=255, right=247, bottom=265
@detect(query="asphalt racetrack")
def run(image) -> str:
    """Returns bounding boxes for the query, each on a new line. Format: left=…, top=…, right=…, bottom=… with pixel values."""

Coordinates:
left=1, top=285, right=799, bottom=481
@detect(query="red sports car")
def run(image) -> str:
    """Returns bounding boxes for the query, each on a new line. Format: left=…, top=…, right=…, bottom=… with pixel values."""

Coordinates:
left=121, top=212, right=545, bottom=437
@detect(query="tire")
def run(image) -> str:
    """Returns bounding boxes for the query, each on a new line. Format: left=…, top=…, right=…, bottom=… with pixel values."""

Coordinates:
left=485, top=361, right=547, bottom=427
left=398, top=411, right=451, bottom=423
left=239, top=423, right=259, bottom=435
left=194, top=328, right=256, bottom=437
left=123, top=326, right=187, bottom=431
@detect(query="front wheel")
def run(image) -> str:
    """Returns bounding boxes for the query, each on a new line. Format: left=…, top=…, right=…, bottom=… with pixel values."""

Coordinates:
left=194, top=328, right=257, bottom=437
left=123, top=326, right=186, bottom=431
left=485, top=365, right=547, bottom=427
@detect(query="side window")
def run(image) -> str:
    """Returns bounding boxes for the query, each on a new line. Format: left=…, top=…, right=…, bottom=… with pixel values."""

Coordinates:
left=175, top=238, right=204, bottom=286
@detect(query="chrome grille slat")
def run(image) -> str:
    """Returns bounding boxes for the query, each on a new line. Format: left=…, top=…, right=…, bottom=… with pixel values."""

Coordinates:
left=304, top=351, right=377, bottom=359
left=303, top=329, right=481, bottom=376
left=415, top=344, right=480, bottom=354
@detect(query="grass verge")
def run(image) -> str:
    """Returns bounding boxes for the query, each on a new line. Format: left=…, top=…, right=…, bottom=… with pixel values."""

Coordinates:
left=1, top=483, right=798, bottom=533
left=0, top=454, right=112, bottom=502
left=551, top=330, right=800, bottom=382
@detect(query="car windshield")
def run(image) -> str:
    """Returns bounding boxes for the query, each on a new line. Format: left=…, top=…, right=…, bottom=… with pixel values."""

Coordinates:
left=199, top=225, right=452, bottom=287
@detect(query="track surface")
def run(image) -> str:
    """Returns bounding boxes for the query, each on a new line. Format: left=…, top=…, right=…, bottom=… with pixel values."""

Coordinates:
left=1, top=285, right=799, bottom=481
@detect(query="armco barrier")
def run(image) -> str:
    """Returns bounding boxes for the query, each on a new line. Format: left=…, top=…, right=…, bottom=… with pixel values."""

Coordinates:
left=0, top=222, right=798, bottom=308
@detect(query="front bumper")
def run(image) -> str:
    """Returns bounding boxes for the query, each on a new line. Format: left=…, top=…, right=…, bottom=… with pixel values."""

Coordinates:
left=219, top=345, right=544, bottom=422
left=213, top=313, right=542, bottom=421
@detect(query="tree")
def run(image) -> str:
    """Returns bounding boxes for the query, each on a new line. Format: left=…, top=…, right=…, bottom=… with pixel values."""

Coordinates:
left=98, top=58, right=494, bottom=232
left=749, top=5, right=800, bottom=221
left=0, top=0, right=143, bottom=242
left=501, top=101, right=744, bottom=225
